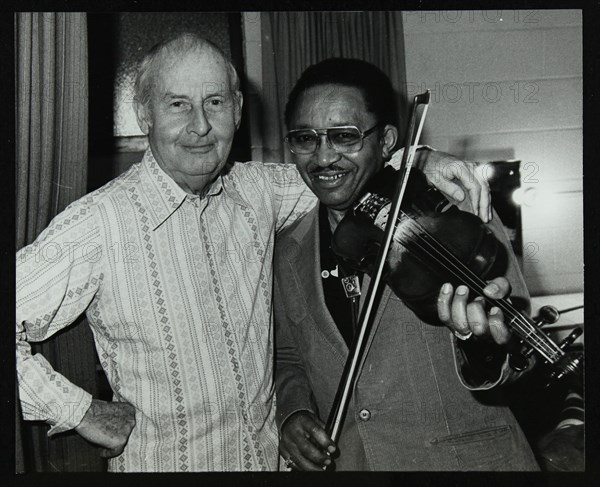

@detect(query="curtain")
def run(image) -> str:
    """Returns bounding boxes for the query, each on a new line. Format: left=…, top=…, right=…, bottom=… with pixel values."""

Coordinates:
left=16, top=12, right=101, bottom=472
left=259, top=11, right=408, bottom=163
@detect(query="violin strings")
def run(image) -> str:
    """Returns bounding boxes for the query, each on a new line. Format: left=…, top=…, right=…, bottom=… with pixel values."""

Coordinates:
left=404, top=221, right=563, bottom=360
left=400, top=221, right=562, bottom=360
left=400, top=236, right=557, bottom=361
left=395, top=216, right=562, bottom=361
left=399, top=226, right=559, bottom=361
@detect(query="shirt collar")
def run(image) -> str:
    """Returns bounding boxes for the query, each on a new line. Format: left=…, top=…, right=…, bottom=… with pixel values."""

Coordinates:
left=220, top=163, right=252, bottom=209
left=137, top=150, right=187, bottom=230
left=138, top=149, right=247, bottom=230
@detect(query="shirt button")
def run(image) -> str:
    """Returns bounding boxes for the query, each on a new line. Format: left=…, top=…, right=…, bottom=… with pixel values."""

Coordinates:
left=358, top=408, right=371, bottom=421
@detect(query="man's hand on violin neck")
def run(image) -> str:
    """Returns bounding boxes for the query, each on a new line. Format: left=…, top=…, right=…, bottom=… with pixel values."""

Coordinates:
left=280, top=410, right=336, bottom=471
left=437, top=277, right=512, bottom=345
left=74, top=398, right=136, bottom=458
left=415, top=149, right=492, bottom=223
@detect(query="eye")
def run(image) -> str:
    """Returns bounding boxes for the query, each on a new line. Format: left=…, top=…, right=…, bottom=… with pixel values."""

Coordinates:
left=205, top=96, right=230, bottom=112
left=330, top=130, right=360, bottom=144
left=169, top=100, right=189, bottom=111
left=293, top=133, right=317, bottom=144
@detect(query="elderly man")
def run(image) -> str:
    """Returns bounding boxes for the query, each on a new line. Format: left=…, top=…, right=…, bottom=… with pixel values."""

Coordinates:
left=17, top=34, right=491, bottom=472
left=274, top=58, right=539, bottom=471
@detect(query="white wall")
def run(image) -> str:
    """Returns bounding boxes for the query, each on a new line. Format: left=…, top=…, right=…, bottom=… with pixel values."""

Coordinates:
left=403, top=9, right=583, bottom=296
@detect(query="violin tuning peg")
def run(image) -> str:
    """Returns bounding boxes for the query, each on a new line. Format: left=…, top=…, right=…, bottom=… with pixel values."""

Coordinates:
left=536, top=305, right=560, bottom=326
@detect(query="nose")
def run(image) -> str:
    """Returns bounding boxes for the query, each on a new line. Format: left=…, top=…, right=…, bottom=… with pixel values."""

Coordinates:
left=314, top=134, right=341, bottom=167
left=187, top=106, right=211, bottom=137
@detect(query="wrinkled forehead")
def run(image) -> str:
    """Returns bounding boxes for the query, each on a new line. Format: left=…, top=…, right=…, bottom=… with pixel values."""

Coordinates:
left=151, top=46, right=233, bottom=99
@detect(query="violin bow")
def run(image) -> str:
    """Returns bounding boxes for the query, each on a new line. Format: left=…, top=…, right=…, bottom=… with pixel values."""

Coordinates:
left=326, top=91, right=431, bottom=443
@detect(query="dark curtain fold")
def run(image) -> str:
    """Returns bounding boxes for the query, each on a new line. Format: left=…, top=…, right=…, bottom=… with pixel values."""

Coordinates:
left=16, top=12, right=101, bottom=472
left=259, top=11, right=408, bottom=163
left=16, top=13, right=89, bottom=244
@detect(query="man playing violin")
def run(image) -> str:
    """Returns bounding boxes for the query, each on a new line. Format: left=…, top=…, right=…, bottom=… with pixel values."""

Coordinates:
left=274, top=58, right=539, bottom=471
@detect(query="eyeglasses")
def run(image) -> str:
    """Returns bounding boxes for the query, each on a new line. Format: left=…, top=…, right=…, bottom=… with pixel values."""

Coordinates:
left=284, top=124, right=381, bottom=155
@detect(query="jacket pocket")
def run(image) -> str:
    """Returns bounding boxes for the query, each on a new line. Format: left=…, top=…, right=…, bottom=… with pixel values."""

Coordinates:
left=430, top=425, right=511, bottom=446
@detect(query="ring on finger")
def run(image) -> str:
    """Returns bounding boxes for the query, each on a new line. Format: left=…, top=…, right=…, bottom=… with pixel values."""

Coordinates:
left=454, top=329, right=473, bottom=341
left=284, top=457, right=296, bottom=469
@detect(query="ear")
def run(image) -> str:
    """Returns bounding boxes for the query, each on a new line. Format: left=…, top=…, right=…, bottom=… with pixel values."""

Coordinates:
left=233, top=91, right=244, bottom=129
left=380, top=124, right=399, bottom=159
left=134, top=101, right=152, bottom=135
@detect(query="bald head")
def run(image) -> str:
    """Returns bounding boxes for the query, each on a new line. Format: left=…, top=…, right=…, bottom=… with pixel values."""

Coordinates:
left=134, top=33, right=240, bottom=109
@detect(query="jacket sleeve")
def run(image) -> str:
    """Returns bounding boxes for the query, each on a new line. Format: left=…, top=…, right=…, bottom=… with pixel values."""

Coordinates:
left=273, top=259, right=319, bottom=430
left=16, top=201, right=104, bottom=435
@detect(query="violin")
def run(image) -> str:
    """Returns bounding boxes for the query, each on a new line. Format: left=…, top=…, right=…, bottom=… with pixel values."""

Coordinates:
left=324, top=90, right=583, bottom=445
left=332, top=164, right=583, bottom=389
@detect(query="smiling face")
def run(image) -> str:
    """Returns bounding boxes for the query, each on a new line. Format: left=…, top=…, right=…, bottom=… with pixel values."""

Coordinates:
left=287, top=84, right=398, bottom=214
left=135, top=46, right=242, bottom=194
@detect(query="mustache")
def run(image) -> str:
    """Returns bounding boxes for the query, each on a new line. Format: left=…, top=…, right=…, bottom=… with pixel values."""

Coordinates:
left=309, top=165, right=348, bottom=175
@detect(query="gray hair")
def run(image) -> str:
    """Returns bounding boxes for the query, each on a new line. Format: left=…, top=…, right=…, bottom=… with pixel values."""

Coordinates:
left=133, top=32, right=240, bottom=108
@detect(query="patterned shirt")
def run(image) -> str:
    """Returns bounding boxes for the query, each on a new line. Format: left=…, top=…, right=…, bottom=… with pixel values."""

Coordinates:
left=16, top=150, right=316, bottom=472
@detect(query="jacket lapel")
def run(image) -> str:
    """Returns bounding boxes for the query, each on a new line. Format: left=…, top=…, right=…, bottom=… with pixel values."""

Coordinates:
left=290, top=206, right=349, bottom=362
left=286, top=205, right=394, bottom=374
